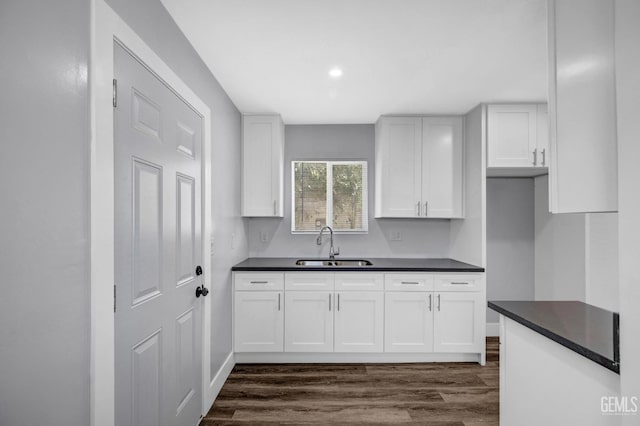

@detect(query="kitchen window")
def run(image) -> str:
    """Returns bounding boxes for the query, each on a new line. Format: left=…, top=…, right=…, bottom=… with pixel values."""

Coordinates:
left=292, top=161, right=368, bottom=233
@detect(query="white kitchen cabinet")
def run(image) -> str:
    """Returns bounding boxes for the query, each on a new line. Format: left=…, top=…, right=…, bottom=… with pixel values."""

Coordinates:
left=234, top=291, right=283, bottom=352
left=241, top=114, right=284, bottom=217
left=375, top=116, right=463, bottom=218
left=334, top=291, right=384, bottom=352
left=284, top=291, right=334, bottom=352
left=486, top=104, right=548, bottom=176
left=433, top=291, right=483, bottom=353
left=548, top=0, right=617, bottom=213
left=385, top=292, right=434, bottom=352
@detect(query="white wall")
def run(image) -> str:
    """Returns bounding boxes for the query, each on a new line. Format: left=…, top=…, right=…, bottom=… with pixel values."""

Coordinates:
left=0, top=1, right=91, bottom=424
left=585, top=213, right=619, bottom=312
left=534, top=175, right=586, bottom=300
left=615, top=0, right=640, bottom=416
left=534, top=175, right=619, bottom=311
left=104, top=0, right=248, bottom=387
left=486, top=178, right=535, bottom=323
left=248, top=124, right=452, bottom=258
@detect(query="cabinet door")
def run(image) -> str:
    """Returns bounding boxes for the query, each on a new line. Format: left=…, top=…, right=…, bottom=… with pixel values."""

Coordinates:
left=375, top=117, right=423, bottom=217
left=548, top=0, right=617, bottom=213
left=422, top=117, right=464, bottom=217
left=284, top=292, right=333, bottom=352
left=536, top=104, right=549, bottom=167
left=334, top=292, right=384, bottom=352
left=487, top=105, right=538, bottom=168
left=234, top=291, right=283, bottom=352
left=384, top=292, right=433, bottom=352
left=433, top=292, right=483, bottom=353
left=241, top=114, right=284, bottom=217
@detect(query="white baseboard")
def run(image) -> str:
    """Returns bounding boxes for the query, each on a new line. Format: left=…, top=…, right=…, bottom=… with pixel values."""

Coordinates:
left=234, top=352, right=482, bottom=364
left=206, top=352, right=235, bottom=411
left=486, top=322, right=500, bottom=337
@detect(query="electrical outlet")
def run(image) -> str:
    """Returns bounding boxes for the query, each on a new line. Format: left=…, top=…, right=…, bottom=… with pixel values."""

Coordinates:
left=391, top=231, right=402, bottom=241
left=260, top=231, right=268, bottom=243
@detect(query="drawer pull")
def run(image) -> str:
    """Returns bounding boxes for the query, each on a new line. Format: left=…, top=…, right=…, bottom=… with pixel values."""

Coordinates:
left=401, top=281, right=420, bottom=285
left=250, top=281, right=268, bottom=284
left=450, top=282, right=470, bottom=285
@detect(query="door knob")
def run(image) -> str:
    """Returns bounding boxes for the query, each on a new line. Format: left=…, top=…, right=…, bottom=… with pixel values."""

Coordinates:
left=195, top=265, right=203, bottom=276
left=195, top=285, right=209, bottom=298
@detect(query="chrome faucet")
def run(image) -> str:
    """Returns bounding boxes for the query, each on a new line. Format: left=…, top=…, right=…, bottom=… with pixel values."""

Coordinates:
left=316, top=226, right=340, bottom=259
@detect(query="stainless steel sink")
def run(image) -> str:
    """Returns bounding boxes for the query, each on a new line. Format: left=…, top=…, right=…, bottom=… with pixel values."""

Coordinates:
left=295, top=259, right=373, bottom=267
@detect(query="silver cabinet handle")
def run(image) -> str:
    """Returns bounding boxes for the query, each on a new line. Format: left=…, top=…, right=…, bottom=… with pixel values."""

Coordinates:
left=250, top=281, right=268, bottom=284
left=437, top=294, right=441, bottom=311
left=337, top=293, right=340, bottom=311
left=278, top=293, right=281, bottom=311
left=329, top=293, right=331, bottom=311
left=451, top=282, right=469, bottom=285
left=541, top=148, right=546, bottom=166
left=428, top=294, right=432, bottom=311
left=401, top=281, right=420, bottom=285
left=417, top=201, right=421, bottom=216
left=424, top=202, right=428, bottom=217
left=532, top=148, right=538, bottom=166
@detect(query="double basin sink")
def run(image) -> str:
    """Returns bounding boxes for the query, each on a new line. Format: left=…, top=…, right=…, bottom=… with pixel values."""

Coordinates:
left=295, top=259, right=373, bottom=267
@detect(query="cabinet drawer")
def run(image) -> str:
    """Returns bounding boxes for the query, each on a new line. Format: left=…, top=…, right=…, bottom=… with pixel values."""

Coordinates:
left=234, top=272, right=284, bottom=291
left=335, top=273, right=384, bottom=291
left=384, top=273, right=434, bottom=291
left=434, top=274, right=484, bottom=292
left=285, top=272, right=334, bottom=291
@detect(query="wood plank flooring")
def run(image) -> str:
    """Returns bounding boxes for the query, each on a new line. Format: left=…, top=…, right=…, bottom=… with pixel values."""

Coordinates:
left=203, top=337, right=499, bottom=425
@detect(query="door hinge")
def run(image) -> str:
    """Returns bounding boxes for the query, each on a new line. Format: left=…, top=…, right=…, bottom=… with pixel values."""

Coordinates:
left=112, top=79, right=118, bottom=108
left=114, top=285, right=117, bottom=313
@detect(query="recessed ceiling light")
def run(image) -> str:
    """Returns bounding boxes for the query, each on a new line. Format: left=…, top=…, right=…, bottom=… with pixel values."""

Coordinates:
left=328, top=67, right=343, bottom=78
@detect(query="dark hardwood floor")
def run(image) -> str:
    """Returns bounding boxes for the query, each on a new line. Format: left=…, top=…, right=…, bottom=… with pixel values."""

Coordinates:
left=203, top=337, right=499, bottom=425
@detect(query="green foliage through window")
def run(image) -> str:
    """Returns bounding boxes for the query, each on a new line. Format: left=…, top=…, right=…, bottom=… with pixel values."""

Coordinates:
left=293, top=161, right=368, bottom=232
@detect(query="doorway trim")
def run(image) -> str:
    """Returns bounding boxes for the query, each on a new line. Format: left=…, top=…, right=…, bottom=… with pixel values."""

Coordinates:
left=90, top=1, right=213, bottom=425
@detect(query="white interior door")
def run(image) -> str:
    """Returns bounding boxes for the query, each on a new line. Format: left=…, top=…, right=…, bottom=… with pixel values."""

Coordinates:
left=114, top=43, right=204, bottom=426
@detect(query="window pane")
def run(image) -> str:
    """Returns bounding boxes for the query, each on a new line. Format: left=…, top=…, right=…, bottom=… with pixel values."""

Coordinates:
left=332, top=163, right=364, bottom=230
left=293, top=162, right=327, bottom=231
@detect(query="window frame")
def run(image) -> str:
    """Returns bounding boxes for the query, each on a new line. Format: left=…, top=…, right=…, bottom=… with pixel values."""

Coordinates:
left=290, top=160, right=369, bottom=234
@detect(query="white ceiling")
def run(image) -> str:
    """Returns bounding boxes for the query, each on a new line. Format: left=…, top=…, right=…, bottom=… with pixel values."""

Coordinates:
left=161, top=0, right=547, bottom=124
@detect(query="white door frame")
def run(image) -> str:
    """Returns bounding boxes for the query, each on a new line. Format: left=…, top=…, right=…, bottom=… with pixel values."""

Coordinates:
left=89, top=1, right=213, bottom=425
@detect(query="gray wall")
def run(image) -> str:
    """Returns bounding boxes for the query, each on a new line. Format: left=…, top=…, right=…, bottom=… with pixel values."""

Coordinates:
left=248, top=125, right=452, bottom=258
left=486, top=178, right=535, bottom=323
left=104, top=0, right=248, bottom=383
left=0, top=1, right=90, bottom=425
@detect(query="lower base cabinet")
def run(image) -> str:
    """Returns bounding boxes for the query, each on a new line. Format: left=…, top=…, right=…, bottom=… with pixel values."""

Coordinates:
left=385, top=292, right=434, bottom=352
left=334, top=291, right=384, bottom=352
left=233, top=271, right=485, bottom=361
left=234, top=291, right=283, bottom=352
left=434, top=292, right=483, bottom=353
left=284, top=291, right=333, bottom=352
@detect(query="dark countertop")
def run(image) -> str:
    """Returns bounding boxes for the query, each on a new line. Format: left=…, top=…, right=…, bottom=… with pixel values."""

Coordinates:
left=231, top=257, right=484, bottom=272
left=489, top=300, right=619, bottom=374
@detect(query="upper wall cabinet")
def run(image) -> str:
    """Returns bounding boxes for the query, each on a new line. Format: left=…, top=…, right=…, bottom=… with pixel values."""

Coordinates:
left=548, top=0, right=617, bottom=213
left=486, top=104, right=549, bottom=177
left=241, top=114, right=284, bottom=217
left=375, top=116, right=463, bottom=219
